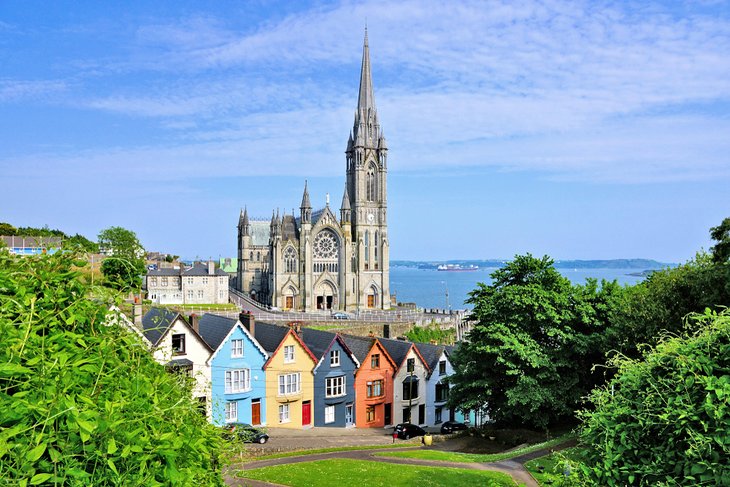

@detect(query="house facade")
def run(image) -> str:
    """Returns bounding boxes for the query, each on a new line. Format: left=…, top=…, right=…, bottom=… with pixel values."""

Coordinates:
left=301, top=329, right=359, bottom=427
left=382, top=339, right=430, bottom=426
left=199, top=314, right=268, bottom=426
left=256, top=323, right=317, bottom=429
left=145, top=261, right=229, bottom=305
left=418, top=343, right=458, bottom=426
left=344, top=335, right=397, bottom=428
left=141, top=308, right=212, bottom=407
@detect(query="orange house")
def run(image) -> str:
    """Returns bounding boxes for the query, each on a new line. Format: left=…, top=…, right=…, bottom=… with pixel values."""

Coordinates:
left=344, top=336, right=397, bottom=428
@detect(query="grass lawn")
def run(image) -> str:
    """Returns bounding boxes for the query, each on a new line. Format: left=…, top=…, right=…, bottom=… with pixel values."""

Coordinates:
left=374, top=434, right=574, bottom=463
left=523, top=447, right=584, bottom=486
left=238, top=444, right=415, bottom=462
left=239, top=458, right=519, bottom=486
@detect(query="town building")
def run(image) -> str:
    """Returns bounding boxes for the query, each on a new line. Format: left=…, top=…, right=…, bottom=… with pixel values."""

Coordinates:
left=145, top=261, right=229, bottom=305
left=1, top=235, right=62, bottom=256
left=236, top=30, right=391, bottom=312
left=380, top=338, right=430, bottom=426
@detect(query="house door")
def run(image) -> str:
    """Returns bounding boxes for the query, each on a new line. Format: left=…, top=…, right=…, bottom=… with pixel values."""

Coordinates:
left=418, top=404, right=425, bottom=425
left=402, top=407, right=411, bottom=423
left=285, top=296, right=294, bottom=310
left=302, top=401, right=311, bottom=426
left=345, top=404, right=353, bottom=426
left=251, top=400, right=261, bottom=425
left=367, top=294, right=375, bottom=308
left=384, top=403, right=392, bottom=425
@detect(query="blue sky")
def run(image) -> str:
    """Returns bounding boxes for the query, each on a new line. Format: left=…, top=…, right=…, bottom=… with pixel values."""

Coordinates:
left=1, top=0, right=729, bottom=262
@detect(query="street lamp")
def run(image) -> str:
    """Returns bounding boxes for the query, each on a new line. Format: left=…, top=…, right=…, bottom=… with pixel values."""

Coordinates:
left=441, top=281, right=450, bottom=312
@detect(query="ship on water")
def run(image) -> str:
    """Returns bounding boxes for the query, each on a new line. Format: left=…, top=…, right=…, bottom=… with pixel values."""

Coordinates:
left=437, top=264, right=479, bottom=272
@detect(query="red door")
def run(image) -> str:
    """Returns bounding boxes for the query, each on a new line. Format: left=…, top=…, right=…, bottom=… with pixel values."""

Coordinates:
left=302, top=401, right=311, bottom=426
left=251, top=401, right=261, bottom=425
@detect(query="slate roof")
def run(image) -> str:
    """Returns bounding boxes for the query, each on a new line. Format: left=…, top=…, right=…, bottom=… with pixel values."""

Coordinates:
left=185, top=263, right=228, bottom=277
left=197, top=314, right=237, bottom=351
left=249, top=221, right=271, bottom=246
left=342, top=335, right=376, bottom=363
left=251, top=322, right=291, bottom=354
left=299, top=327, right=338, bottom=360
left=415, top=342, right=446, bottom=379
left=379, top=337, right=413, bottom=369
left=146, top=267, right=182, bottom=276
left=141, top=307, right=180, bottom=346
left=281, top=214, right=299, bottom=242
left=165, top=358, right=193, bottom=367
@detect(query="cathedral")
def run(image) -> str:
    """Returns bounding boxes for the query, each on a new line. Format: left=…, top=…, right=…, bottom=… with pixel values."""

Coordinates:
left=236, top=31, right=391, bottom=312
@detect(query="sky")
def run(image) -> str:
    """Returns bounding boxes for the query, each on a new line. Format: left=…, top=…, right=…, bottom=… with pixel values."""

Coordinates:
left=1, top=0, right=729, bottom=263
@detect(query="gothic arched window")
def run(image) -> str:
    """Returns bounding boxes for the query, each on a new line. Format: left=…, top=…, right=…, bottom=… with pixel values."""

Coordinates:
left=374, top=231, right=379, bottom=268
left=284, top=247, right=297, bottom=273
left=364, top=230, right=370, bottom=269
left=366, top=165, right=377, bottom=202
left=313, top=229, right=339, bottom=274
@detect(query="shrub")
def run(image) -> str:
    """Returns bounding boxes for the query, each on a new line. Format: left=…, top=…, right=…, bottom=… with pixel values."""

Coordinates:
left=0, top=251, right=223, bottom=485
left=578, top=309, right=730, bottom=486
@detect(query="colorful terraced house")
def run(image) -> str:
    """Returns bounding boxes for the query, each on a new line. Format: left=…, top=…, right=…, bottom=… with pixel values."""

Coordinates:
left=300, top=329, right=360, bottom=427
left=381, top=337, right=430, bottom=426
left=344, top=335, right=397, bottom=428
left=199, top=313, right=268, bottom=426
left=254, top=322, right=317, bottom=429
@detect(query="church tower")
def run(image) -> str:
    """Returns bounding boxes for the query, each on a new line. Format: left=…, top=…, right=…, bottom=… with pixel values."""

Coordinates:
left=346, top=29, right=391, bottom=309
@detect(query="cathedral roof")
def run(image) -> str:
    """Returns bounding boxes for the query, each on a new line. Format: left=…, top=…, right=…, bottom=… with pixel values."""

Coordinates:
left=249, top=221, right=271, bottom=246
left=340, top=184, right=351, bottom=210
left=281, top=214, right=299, bottom=241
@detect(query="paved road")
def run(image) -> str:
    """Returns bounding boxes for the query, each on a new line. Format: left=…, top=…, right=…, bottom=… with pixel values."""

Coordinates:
left=228, top=440, right=574, bottom=487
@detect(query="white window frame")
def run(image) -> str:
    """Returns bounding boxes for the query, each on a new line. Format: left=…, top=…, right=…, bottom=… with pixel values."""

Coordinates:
left=330, top=349, right=340, bottom=367
left=225, top=401, right=237, bottom=422
left=283, top=345, right=295, bottom=363
left=278, top=373, right=301, bottom=395
left=324, top=405, right=335, bottom=424
left=225, top=369, right=250, bottom=393
left=197, top=290, right=204, bottom=298
left=279, top=404, right=290, bottom=423
left=231, top=339, right=244, bottom=358
left=325, top=375, right=346, bottom=398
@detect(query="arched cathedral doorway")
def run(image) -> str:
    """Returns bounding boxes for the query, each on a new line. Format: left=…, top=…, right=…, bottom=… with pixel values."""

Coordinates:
left=315, top=281, right=337, bottom=310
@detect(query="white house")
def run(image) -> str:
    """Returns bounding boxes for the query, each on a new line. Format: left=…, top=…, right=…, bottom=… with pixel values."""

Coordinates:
left=146, top=261, right=230, bottom=305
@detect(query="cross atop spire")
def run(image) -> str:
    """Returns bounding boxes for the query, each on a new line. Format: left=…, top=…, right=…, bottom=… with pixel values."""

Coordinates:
left=357, top=27, right=375, bottom=114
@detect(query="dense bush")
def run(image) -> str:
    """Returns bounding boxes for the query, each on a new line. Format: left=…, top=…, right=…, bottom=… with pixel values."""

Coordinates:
left=578, top=310, right=730, bottom=486
left=0, top=251, right=223, bottom=485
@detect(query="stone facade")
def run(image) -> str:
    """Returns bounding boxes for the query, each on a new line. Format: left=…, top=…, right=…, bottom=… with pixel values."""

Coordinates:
left=146, top=261, right=229, bottom=305
left=237, top=31, right=390, bottom=312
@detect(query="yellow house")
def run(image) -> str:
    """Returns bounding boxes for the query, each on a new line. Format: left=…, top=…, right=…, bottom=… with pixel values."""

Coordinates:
left=257, top=323, right=317, bottom=429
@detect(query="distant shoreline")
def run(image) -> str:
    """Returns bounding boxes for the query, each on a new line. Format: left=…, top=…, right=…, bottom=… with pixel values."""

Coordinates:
left=391, top=258, right=675, bottom=271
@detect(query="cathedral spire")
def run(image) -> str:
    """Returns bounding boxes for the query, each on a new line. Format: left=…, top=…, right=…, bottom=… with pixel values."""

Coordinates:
left=357, top=27, right=375, bottom=115
left=300, top=180, right=311, bottom=209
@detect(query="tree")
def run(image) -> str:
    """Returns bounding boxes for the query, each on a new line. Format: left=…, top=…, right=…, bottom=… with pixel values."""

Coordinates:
left=98, top=226, right=146, bottom=291
left=447, top=254, right=607, bottom=429
left=0, top=251, right=223, bottom=485
left=578, top=310, right=730, bottom=486
left=0, top=222, right=17, bottom=235
left=710, top=217, right=730, bottom=263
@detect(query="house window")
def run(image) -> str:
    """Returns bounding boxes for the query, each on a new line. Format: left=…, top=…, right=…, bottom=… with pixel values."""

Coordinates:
left=402, top=378, right=419, bottom=401
left=150, top=277, right=157, bottom=286
left=435, top=407, right=442, bottom=424
left=203, top=277, right=209, bottom=285
left=231, top=339, right=244, bottom=358
left=225, top=369, right=250, bottom=393
left=330, top=350, right=340, bottom=367
left=278, top=373, right=301, bottom=395
left=197, top=290, right=204, bottom=298
left=161, top=277, right=168, bottom=287
left=366, top=379, right=383, bottom=398
left=279, top=404, right=290, bottom=423
left=283, top=345, right=295, bottom=363
left=371, top=354, right=380, bottom=369
left=221, top=276, right=227, bottom=284
left=219, top=290, right=226, bottom=299
left=187, top=290, right=193, bottom=299
left=326, top=376, right=346, bottom=398
left=187, top=277, right=193, bottom=285
left=435, top=383, right=449, bottom=403
left=407, top=358, right=415, bottom=372
left=366, top=406, right=375, bottom=423
left=439, top=360, right=447, bottom=376
left=324, top=405, right=335, bottom=424
left=172, top=334, right=185, bottom=354
left=225, top=401, right=237, bottom=422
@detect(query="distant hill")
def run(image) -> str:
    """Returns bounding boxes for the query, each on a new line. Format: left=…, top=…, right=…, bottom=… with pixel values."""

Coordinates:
left=391, top=259, right=676, bottom=270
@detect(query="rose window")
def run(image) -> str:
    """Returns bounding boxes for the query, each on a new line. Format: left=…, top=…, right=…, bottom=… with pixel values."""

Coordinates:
left=313, top=230, right=339, bottom=273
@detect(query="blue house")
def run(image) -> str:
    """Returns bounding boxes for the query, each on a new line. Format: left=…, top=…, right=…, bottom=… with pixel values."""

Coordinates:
left=199, top=313, right=268, bottom=426
left=300, top=328, right=360, bottom=427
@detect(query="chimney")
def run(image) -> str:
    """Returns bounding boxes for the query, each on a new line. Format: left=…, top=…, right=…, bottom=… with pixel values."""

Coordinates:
left=208, top=260, right=214, bottom=275
left=288, top=321, right=301, bottom=334
left=190, top=314, right=199, bottom=333
left=240, top=311, right=255, bottom=337
left=133, top=303, right=142, bottom=327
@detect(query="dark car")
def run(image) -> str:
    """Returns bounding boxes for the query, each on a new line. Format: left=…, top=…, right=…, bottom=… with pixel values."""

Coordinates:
left=222, top=423, right=269, bottom=444
left=440, top=421, right=468, bottom=434
left=332, top=312, right=349, bottom=320
left=393, top=423, right=427, bottom=440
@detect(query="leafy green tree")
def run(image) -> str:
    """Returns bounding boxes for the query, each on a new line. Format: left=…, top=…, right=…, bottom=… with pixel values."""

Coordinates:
left=64, top=233, right=100, bottom=253
left=0, top=222, right=17, bottom=235
left=578, top=310, right=730, bottom=486
left=448, top=254, right=607, bottom=429
left=710, top=217, right=730, bottom=263
left=0, top=251, right=223, bottom=485
left=98, top=226, right=146, bottom=291
left=405, top=323, right=455, bottom=344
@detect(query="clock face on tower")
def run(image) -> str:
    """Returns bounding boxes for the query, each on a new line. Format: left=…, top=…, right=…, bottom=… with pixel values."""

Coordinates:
left=367, top=212, right=374, bottom=223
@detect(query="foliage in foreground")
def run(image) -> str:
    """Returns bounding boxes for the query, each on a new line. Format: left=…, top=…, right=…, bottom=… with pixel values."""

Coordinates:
left=240, top=458, right=518, bottom=486
left=0, top=251, right=222, bottom=486
left=578, top=309, right=730, bottom=486
left=98, top=226, right=146, bottom=292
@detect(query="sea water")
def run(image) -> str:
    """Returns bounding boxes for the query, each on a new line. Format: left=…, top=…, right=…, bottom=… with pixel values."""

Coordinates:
left=390, top=266, right=647, bottom=310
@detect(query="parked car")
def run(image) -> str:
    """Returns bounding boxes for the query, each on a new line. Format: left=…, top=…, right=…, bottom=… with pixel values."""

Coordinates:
left=222, top=423, right=269, bottom=444
left=393, top=423, right=427, bottom=440
left=332, top=312, right=349, bottom=320
left=440, top=421, right=468, bottom=434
